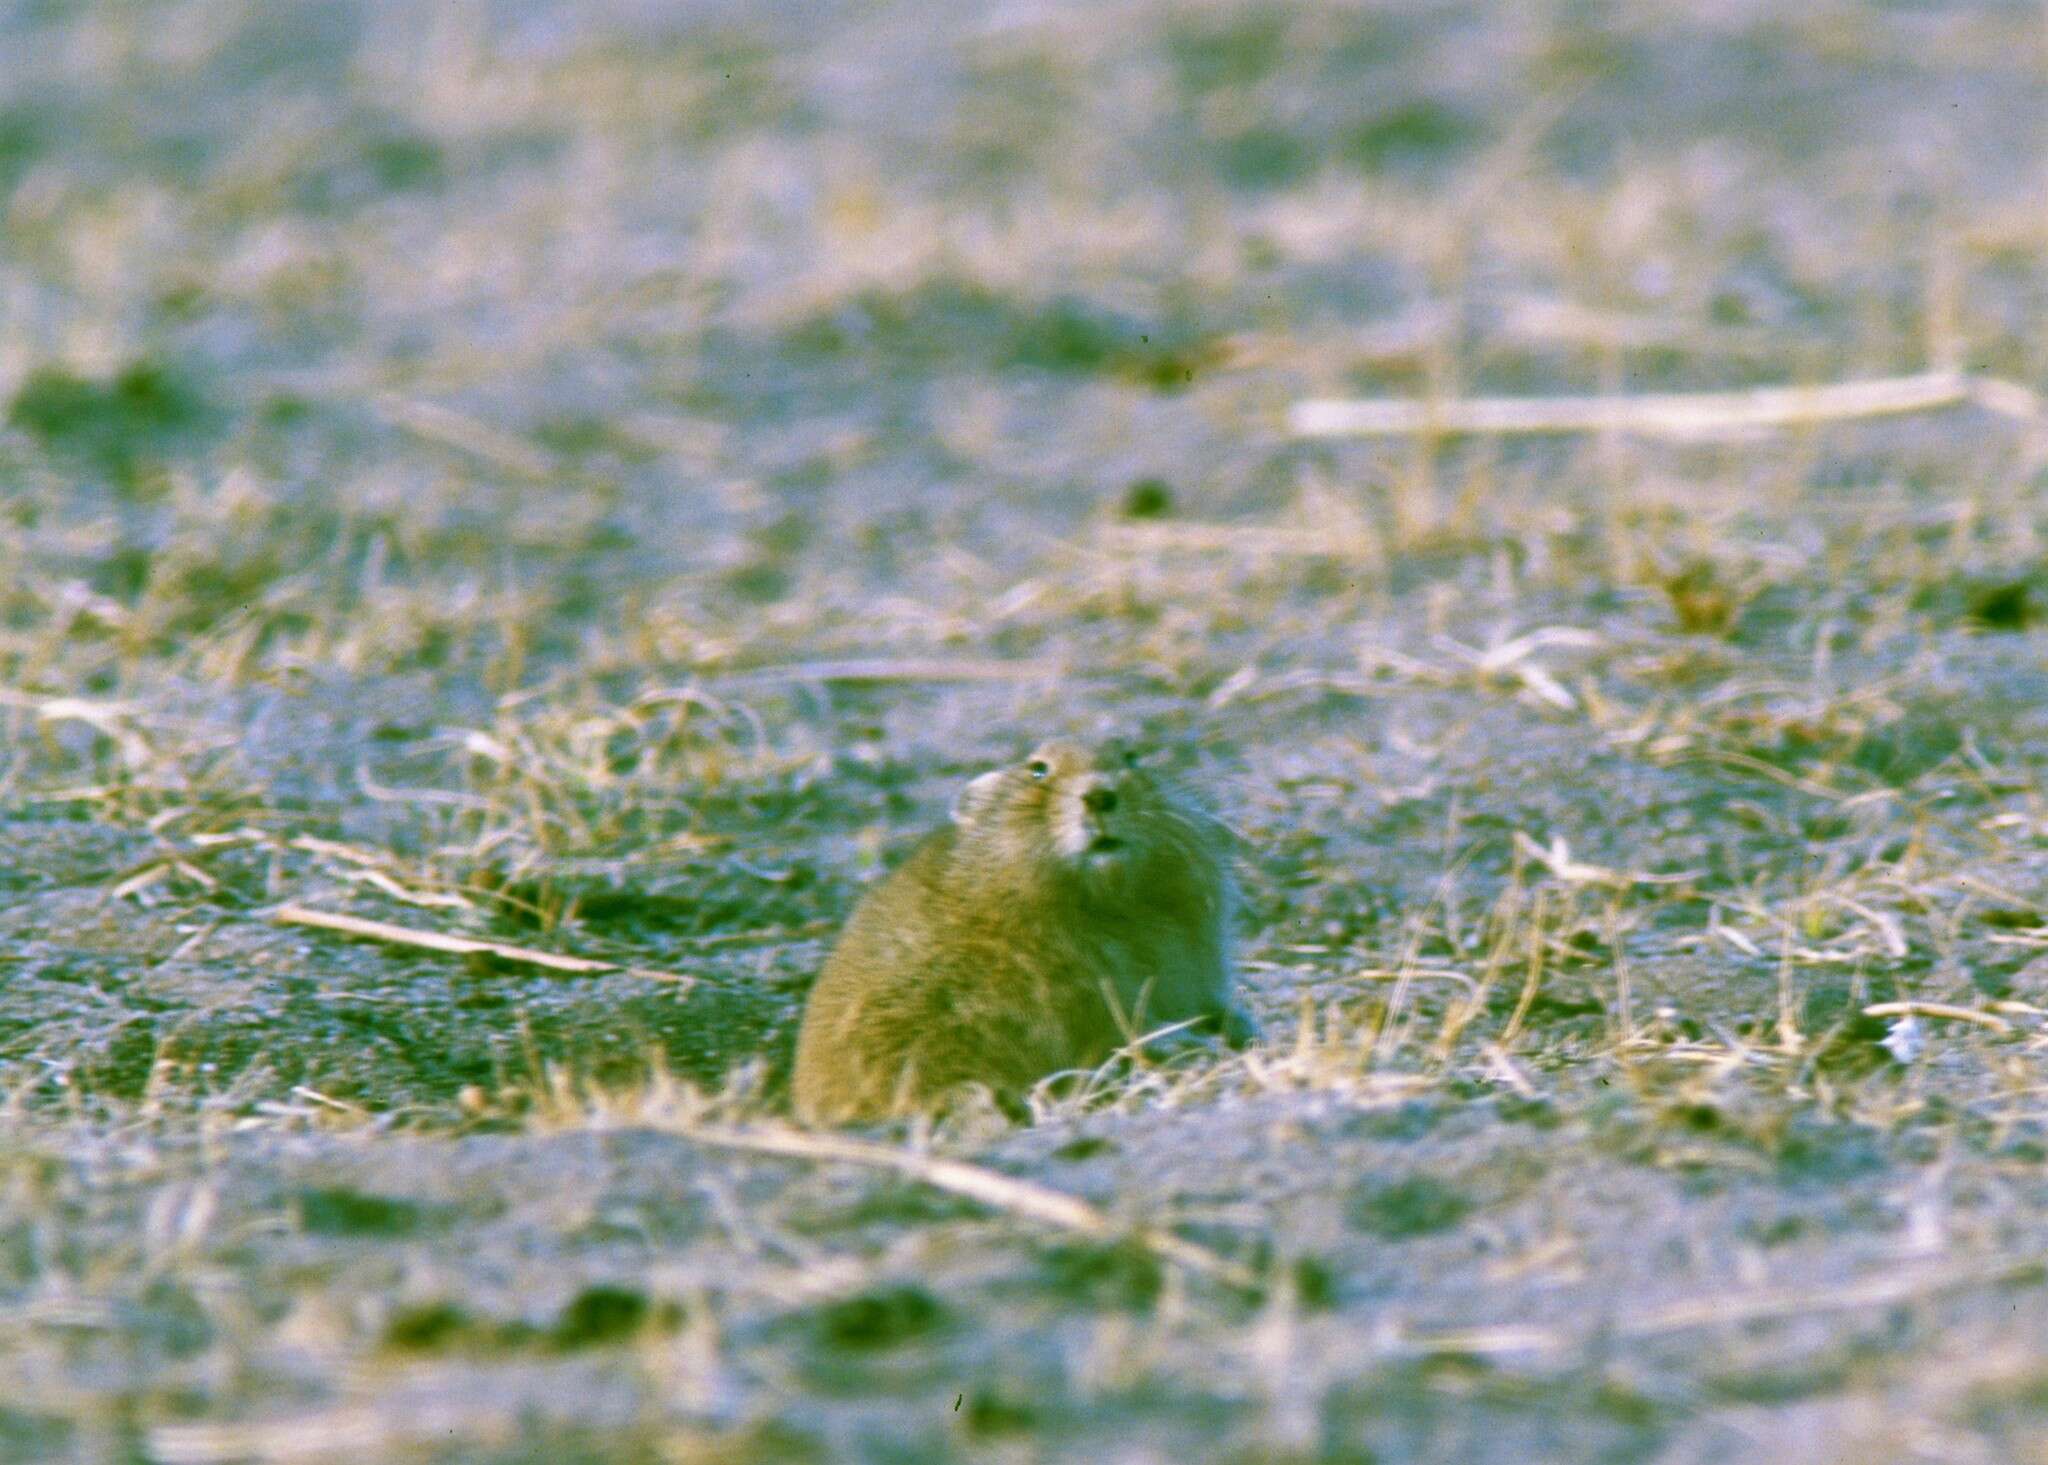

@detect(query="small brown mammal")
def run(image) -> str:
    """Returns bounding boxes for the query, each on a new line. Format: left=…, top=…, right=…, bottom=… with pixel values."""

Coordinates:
left=791, top=739, right=1255, bottom=1125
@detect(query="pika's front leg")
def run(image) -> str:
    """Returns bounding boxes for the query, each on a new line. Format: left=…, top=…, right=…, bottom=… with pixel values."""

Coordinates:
left=1213, top=997, right=1261, bottom=1049
left=1155, top=998, right=1261, bottom=1054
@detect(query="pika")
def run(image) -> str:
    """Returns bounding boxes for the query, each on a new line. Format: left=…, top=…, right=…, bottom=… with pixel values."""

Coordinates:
left=791, top=739, right=1257, bottom=1125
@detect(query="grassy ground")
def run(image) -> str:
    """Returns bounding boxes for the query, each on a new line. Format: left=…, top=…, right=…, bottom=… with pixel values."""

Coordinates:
left=5, top=0, right=2048, bottom=1460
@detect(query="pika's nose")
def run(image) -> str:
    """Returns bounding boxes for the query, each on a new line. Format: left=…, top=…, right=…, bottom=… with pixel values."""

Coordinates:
left=1082, top=785, right=1118, bottom=815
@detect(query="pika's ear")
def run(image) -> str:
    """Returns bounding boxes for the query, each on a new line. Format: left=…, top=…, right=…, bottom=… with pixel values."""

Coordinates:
left=951, top=769, right=1007, bottom=826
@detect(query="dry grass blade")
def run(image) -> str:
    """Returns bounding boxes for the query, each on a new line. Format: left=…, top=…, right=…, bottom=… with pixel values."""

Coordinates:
left=1100, top=522, right=1372, bottom=557
left=270, top=904, right=697, bottom=987
left=149, top=1408, right=409, bottom=1464
left=1616, top=1258, right=2045, bottom=1338
left=1290, top=369, right=2041, bottom=440
left=1397, top=1323, right=1565, bottom=1357
left=373, top=394, right=555, bottom=479
left=1399, top=1258, right=2045, bottom=1358
left=1970, top=375, right=2046, bottom=420
left=708, top=658, right=1074, bottom=688
left=679, top=1122, right=1261, bottom=1291
left=1861, top=1001, right=2014, bottom=1034
left=0, top=687, right=155, bottom=767
left=1512, top=832, right=1704, bottom=889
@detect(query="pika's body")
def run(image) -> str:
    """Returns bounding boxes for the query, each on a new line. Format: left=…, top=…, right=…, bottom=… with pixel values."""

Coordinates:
left=791, top=740, right=1254, bottom=1125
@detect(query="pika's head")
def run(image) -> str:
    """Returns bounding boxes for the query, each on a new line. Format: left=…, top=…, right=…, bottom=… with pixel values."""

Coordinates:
left=949, top=739, right=1225, bottom=890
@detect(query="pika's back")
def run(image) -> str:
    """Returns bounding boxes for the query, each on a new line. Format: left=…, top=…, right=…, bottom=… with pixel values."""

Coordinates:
left=790, top=739, right=1252, bottom=1125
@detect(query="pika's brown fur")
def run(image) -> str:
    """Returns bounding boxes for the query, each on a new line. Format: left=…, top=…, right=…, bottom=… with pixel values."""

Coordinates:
left=791, top=739, right=1256, bottom=1126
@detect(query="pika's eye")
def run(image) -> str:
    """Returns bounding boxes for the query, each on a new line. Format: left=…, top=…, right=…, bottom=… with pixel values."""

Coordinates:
left=1026, top=758, right=1050, bottom=780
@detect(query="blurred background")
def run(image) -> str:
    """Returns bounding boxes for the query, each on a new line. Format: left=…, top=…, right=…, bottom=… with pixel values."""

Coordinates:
left=7, top=3, right=2048, bottom=1462
left=7, top=0, right=2044, bottom=660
